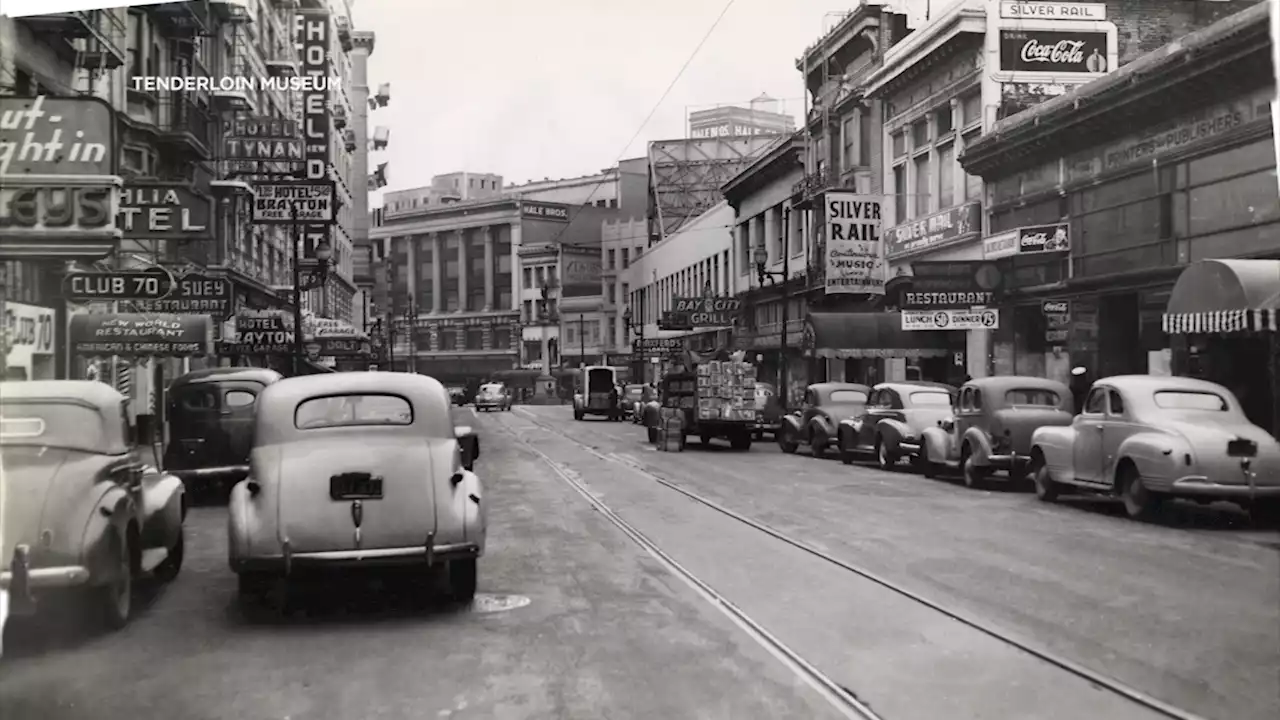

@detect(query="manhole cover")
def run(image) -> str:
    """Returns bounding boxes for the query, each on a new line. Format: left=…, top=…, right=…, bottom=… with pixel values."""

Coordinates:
left=467, top=593, right=531, bottom=614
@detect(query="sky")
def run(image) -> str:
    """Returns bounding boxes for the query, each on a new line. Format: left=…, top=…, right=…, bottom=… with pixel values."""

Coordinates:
left=357, top=0, right=867, bottom=201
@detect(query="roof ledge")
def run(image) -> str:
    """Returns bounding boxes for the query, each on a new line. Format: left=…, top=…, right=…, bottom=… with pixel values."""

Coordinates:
left=862, top=0, right=986, bottom=97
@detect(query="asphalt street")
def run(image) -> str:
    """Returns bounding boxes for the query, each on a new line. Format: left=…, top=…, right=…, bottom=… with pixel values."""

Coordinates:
left=0, top=407, right=848, bottom=720
left=503, top=405, right=1280, bottom=720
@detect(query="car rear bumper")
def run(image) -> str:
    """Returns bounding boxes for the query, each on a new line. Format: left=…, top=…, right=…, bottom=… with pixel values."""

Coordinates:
left=0, top=545, right=91, bottom=618
left=232, top=539, right=482, bottom=575
left=1170, top=476, right=1280, bottom=499
left=169, top=464, right=250, bottom=484
left=985, top=453, right=1033, bottom=472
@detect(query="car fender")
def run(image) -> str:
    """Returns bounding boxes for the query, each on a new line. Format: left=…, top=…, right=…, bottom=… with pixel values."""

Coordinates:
left=836, top=418, right=860, bottom=449
left=138, top=471, right=184, bottom=551
left=1116, top=432, right=1189, bottom=492
left=779, top=413, right=804, bottom=438
left=78, top=486, right=134, bottom=586
left=808, top=414, right=835, bottom=439
left=919, top=426, right=952, bottom=463
left=876, top=418, right=912, bottom=452
left=1030, top=426, right=1075, bottom=481
left=228, top=446, right=283, bottom=566
left=961, top=427, right=995, bottom=465
left=447, top=469, right=486, bottom=554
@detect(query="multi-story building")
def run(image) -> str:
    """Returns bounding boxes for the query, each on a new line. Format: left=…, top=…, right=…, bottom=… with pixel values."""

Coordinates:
left=860, top=0, right=1249, bottom=382
left=688, top=94, right=797, bottom=139
left=959, top=1, right=1278, bottom=434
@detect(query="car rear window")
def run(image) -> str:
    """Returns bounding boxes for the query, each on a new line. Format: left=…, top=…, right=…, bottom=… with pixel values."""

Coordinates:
left=479, top=384, right=502, bottom=393
left=828, top=390, right=868, bottom=404
left=1153, top=391, right=1228, bottom=411
left=1006, top=389, right=1060, bottom=407
left=910, top=391, right=951, bottom=406
left=295, top=393, right=414, bottom=430
left=0, top=403, right=104, bottom=448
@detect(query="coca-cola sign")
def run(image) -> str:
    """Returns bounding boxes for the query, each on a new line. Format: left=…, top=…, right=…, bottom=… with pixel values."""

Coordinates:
left=999, top=30, right=1107, bottom=73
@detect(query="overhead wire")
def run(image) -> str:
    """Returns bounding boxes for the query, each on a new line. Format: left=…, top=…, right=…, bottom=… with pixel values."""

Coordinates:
left=543, top=0, right=739, bottom=249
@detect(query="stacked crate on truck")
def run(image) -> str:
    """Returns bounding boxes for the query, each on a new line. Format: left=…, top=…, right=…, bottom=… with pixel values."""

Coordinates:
left=696, top=361, right=757, bottom=423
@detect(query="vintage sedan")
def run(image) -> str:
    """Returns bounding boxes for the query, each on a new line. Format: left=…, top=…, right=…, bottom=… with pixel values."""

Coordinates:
left=1029, top=375, right=1280, bottom=521
left=0, top=381, right=186, bottom=643
left=836, top=382, right=956, bottom=469
left=228, top=372, right=485, bottom=606
left=475, top=382, right=512, bottom=412
left=917, top=376, right=1074, bottom=488
left=778, top=383, right=871, bottom=458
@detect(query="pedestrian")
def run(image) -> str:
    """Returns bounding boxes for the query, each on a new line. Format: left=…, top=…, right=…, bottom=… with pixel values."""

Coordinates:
left=1069, top=366, right=1091, bottom=414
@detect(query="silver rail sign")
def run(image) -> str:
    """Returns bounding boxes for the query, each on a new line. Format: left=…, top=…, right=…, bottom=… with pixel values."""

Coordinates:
left=251, top=180, right=335, bottom=224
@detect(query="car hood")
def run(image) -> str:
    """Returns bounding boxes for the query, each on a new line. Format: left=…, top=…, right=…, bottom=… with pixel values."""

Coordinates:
left=1, top=446, right=102, bottom=563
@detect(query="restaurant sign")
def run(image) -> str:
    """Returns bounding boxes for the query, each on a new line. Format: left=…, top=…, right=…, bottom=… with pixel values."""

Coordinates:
left=885, top=202, right=981, bottom=260
left=521, top=201, right=570, bottom=222
left=898, top=261, right=1004, bottom=310
left=669, top=296, right=741, bottom=328
left=69, top=313, right=212, bottom=357
left=119, top=182, right=212, bottom=241
left=999, top=30, right=1108, bottom=74
left=131, top=274, right=232, bottom=318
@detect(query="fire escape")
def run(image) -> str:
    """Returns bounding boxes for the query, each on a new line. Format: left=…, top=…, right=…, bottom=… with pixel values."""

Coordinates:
left=17, top=10, right=128, bottom=89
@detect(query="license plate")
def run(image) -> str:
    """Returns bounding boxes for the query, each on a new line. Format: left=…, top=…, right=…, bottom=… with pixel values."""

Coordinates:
left=330, top=472, right=383, bottom=500
left=1227, top=438, right=1258, bottom=458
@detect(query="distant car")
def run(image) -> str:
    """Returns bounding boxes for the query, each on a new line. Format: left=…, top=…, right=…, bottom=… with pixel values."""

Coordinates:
left=0, top=381, right=186, bottom=643
left=227, top=372, right=485, bottom=606
left=917, top=376, right=1074, bottom=488
left=1030, top=375, right=1280, bottom=521
left=836, top=381, right=956, bottom=470
left=753, top=382, right=784, bottom=439
left=622, top=384, right=647, bottom=419
left=778, top=383, right=871, bottom=458
left=447, top=386, right=467, bottom=406
left=475, top=382, right=512, bottom=412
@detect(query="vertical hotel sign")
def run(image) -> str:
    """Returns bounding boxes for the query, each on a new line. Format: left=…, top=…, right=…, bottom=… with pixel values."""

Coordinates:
left=295, top=10, right=331, bottom=259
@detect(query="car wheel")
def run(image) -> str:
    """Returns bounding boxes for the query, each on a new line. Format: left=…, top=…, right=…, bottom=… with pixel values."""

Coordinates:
left=916, top=447, right=937, bottom=478
left=838, top=432, right=855, bottom=465
left=700, top=432, right=713, bottom=446
left=876, top=438, right=898, bottom=471
left=574, top=410, right=584, bottom=421
left=97, top=533, right=133, bottom=630
left=152, top=526, right=184, bottom=582
left=1119, top=464, right=1163, bottom=521
left=961, top=448, right=988, bottom=489
left=1032, top=461, right=1060, bottom=503
left=729, top=432, right=752, bottom=451
left=811, top=428, right=828, bottom=459
left=779, top=427, right=799, bottom=454
left=1250, top=500, right=1280, bottom=528
left=448, top=559, right=478, bottom=603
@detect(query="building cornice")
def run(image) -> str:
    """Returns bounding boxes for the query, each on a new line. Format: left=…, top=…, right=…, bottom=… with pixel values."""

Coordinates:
left=720, top=135, right=803, bottom=205
left=862, top=0, right=986, bottom=99
left=371, top=199, right=520, bottom=239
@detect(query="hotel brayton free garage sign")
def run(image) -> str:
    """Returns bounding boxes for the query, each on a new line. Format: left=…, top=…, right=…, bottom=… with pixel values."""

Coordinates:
left=251, top=180, right=336, bottom=224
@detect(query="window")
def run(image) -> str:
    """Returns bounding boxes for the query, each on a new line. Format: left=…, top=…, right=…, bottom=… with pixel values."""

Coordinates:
left=962, top=130, right=983, bottom=201
left=962, top=93, right=982, bottom=129
left=607, top=249, right=616, bottom=269
left=911, top=119, right=929, bottom=148
left=1107, top=390, right=1126, bottom=415
left=972, top=388, right=985, bottom=410
left=494, top=328, right=511, bottom=350
left=892, top=131, right=906, bottom=158
left=621, top=247, right=630, bottom=268
left=1084, top=388, right=1107, bottom=414
left=938, top=143, right=956, bottom=209
left=1006, top=389, right=1060, bottom=407
left=440, top=330, right=457, bottom=350
left=893, top=164, right=907, bottom=222
left=225, top=391, right=256, bottom=408
left=828, top=390, right=868, bottom=404
left=912, top=154, right=930, bottom=217
left=1153, top=391, right=1227, bottom=411
left=295, top=394, right=413, bottom=429
left=910, top=391, right=952, bottom=407
left=936, top=105, right=954, bottom=137
left=466, top=329, right=484, bottom=350
left=842, top=116, right=856, bottom=171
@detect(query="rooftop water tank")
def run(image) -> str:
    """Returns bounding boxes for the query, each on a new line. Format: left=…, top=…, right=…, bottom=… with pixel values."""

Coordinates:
left=750, top=93, right=779, bottom=115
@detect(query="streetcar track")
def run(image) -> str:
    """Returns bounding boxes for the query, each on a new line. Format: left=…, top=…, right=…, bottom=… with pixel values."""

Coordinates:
left=494, top=417, right=883, bottom=720
left=508, top=407, right=1212, bottom=720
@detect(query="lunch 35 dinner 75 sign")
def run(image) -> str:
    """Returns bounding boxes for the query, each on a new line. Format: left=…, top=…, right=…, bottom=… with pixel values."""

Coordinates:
left=824, top=192, right=885, bottom=295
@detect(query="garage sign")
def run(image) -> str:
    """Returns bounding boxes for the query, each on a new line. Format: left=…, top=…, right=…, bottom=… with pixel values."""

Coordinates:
left=902, top=309, right=1000, bottom=331
left=251, top=181, right=335, bottom=224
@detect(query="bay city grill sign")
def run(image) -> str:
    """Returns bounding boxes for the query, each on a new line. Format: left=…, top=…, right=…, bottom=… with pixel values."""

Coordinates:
left=296, top=10, right=331, bottom=257
left=252, top=180, right=336, bottom=224
left=131, top=274, right=232, bottom=318
left=999, top=30, right=1108, bottom=74
left=885, top=202, right=981, bottom=260
left=69, top=313, right=211, bottom=357
left=667, top=296, right=741, bottom=328
left=119, top=182, right=212, bottom=240
left=63, top=268, right=175, bottom=301
left=521, top=201, right=570, bottom=222
left=222, top=116, right=303, bottom=161
left=898, top=261, right=1005, bottom=310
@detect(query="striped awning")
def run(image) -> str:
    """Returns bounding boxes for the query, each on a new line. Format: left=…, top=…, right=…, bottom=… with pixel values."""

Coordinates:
left=1162, top=308, right=1278, bottom=334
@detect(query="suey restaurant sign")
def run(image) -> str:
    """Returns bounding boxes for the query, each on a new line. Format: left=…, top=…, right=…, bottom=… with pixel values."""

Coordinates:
left=131, top=274, right=232, bottom=318
left=119, top=182, right=212, bottom=241
left=885, top=202, right=981, bottom=261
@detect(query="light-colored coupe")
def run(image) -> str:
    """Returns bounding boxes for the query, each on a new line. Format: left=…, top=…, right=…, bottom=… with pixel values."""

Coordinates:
left=1030, top=375, right=1280, bottom=521
left=1, top=381, right=186, bottom=648
left=227, top=372, right=486, bottom=605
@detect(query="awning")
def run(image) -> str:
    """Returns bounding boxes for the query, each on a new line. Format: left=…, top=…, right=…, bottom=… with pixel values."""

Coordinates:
left=802, top=312, right=950, bottom=359
left=70, top=313, right=213, bottom=358
left=1162, top=259, right=1280, bottom=334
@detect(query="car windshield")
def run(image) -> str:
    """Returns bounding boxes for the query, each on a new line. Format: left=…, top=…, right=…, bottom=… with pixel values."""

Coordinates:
left=294, top=393, right=414, bottom=429
left=0, top=401, right=106, bottom=451
left=1153, top=390, right=1229, bottom=411
left=909, top=391, right=952, bottom=406
left=827, top=390, right=868, bottom=404
left=1006, top=389, right=1060, bottom=407
left=479, top=384, right=503, bottom=395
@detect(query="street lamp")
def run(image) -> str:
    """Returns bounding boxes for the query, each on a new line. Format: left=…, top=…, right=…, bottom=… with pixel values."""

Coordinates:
left=754, top=207, right=791, bottom=409
left=622, top=305, right=645, bottom=382
left=291, top=201, right=332, bottom=376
